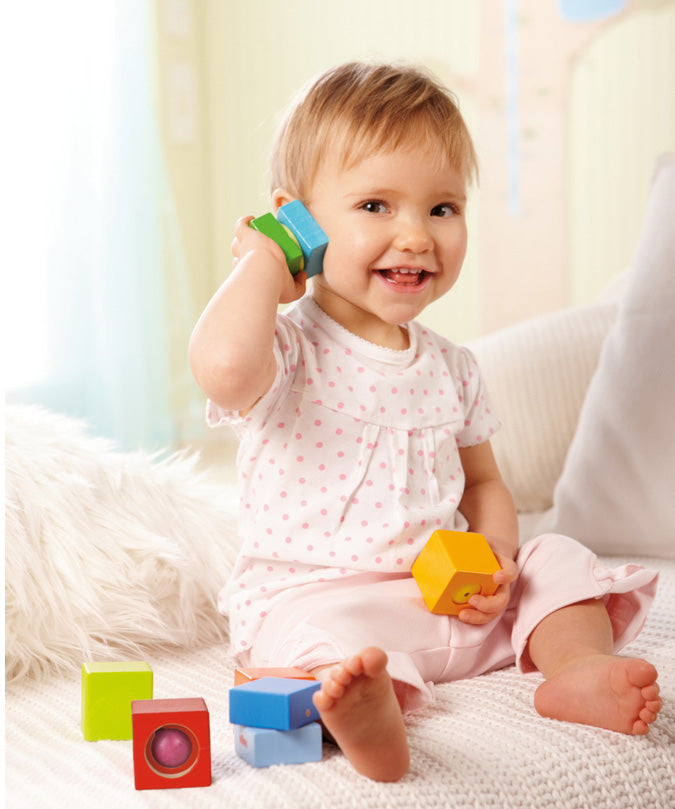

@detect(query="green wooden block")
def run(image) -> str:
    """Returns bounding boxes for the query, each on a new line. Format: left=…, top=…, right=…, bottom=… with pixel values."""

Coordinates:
left=250, top=212, right=304, bottom=275
left=81, top=661, right=153, bottom=741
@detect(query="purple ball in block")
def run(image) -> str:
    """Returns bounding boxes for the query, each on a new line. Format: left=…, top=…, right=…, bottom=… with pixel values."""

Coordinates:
left=150, top=727, right=192, bottom=769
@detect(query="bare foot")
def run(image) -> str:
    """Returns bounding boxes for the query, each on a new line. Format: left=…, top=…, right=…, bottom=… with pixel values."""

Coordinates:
left=312, top=647, right=409, bottom=781
left=534, top=655, right=662, bottom=735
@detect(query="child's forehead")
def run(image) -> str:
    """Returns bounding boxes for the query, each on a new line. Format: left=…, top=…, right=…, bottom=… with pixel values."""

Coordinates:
left=318, top=131, right=464, bottom=182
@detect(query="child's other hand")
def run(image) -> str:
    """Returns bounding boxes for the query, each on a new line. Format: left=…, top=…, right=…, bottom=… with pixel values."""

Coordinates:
left=457, top=553, right=518, bottom=626
left=231, top=215, right=307, bottom=304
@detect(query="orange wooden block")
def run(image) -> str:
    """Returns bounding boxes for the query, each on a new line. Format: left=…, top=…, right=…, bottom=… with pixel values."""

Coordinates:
left=411, top=530, right=501, bottom=615
left=234, top=667, right=315, bottom=686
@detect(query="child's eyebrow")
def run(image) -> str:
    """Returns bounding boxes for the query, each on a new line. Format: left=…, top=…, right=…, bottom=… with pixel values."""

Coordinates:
left=344, top=188, right=467, bottom=202
left=438, top=191, right=467, bottom=202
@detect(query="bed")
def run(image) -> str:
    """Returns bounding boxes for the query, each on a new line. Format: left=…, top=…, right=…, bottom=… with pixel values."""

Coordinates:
left=5, top=571, right=674, bottom=809
left=5, top=155, right=675, bottom=807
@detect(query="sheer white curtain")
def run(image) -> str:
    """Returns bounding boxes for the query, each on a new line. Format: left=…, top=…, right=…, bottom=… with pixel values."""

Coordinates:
left=6, top=1, right=175, bottom=450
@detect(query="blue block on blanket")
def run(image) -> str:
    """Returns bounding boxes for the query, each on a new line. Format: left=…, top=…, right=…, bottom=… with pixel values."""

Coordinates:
left=229, top=677, right=321, bottom=730
left=234, top=722, right=322, bottom=767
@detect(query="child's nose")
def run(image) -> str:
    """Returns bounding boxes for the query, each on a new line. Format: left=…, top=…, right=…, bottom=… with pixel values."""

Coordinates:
left=393, top=219, right=433, bottom=253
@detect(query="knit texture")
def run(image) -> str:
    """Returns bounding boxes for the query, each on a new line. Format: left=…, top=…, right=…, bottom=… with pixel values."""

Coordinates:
left=6, top=555, right=674, bottom=809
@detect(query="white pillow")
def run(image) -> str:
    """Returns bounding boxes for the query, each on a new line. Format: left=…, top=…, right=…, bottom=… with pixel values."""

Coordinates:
left=5, top=405, right=240, bottom=683
left=469, top=300, right=617, bottom=513
left=540, top=154, right=675, bottom=558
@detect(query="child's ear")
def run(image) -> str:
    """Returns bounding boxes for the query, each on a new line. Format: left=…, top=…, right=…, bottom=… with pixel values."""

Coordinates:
left=272, top=188, right=296, bottom=213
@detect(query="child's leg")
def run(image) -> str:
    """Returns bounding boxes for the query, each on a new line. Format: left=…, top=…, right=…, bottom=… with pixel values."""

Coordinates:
left=527, top=599, right=662, bottom=735
left=312, top=647, right=410, bottom=782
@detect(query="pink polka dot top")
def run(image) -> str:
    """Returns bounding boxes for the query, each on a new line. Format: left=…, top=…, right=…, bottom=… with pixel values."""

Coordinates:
left=207, top=296, right=500, bottom=653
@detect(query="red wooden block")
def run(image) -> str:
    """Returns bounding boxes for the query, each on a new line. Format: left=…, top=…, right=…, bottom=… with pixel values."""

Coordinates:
left=131, top=698, right=211, bottom=790
left=234, top=666, right=315, bottom=686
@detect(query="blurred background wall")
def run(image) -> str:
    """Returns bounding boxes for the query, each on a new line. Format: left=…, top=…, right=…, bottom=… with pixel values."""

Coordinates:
left=7, top=0, right=674, bottom=452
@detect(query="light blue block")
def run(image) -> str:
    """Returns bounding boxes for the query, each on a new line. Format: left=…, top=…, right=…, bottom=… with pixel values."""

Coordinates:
left=277, top=200, right=328, bottom=278
left=234, top=722, right=322, bottom=767
left=229, top=677, right=321, bottom=730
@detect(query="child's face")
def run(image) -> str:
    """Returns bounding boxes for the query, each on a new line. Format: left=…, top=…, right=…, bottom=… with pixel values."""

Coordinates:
left=303, top=142, right=468, bottom=348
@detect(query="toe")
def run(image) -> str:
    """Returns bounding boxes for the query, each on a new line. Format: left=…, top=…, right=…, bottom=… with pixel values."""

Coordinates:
left=646, top=696, right=662, bottom=712
left=359, top=647, right=389, bottom=677
left=632, top=660, right=658, bottom=688
left=323, top=677, right=346, bottom=699
left=642, top=683, right=660, bottom=700
left=330, top=666, right=354, bottom=687
left=632, top=719, right=650, bottom=735
left=313, top=689, right=336, bottom=712
left=640, top=698, right=662, bottom=724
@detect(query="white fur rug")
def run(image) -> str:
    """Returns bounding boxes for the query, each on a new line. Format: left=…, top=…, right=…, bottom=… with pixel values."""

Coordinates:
left=5, top=405, right=240, bottom=683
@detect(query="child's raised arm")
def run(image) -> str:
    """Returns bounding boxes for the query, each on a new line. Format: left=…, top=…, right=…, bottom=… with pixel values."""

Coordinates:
left=189, top=215, right=307, bottom=413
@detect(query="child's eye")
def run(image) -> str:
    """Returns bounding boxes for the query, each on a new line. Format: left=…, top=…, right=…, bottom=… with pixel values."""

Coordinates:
left=360, top=200, right=388, bottom=214
left=431, top=203, right=459, bottom=218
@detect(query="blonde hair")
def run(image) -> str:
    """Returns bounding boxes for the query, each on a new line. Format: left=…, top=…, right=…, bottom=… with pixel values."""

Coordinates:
left=270, top=62, right=478, bottom=200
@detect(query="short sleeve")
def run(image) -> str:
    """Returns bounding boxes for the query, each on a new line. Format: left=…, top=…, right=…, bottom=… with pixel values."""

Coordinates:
left=454, top=347, right=501, bottom=447
left=204, top=312, right=304, bottom=432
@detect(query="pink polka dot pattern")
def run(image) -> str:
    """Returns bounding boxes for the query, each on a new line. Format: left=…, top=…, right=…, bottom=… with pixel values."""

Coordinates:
left=206, top=297, right=500, bottom=653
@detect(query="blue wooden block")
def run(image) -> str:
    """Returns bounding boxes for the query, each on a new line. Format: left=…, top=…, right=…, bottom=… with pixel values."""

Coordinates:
left=277, top=200, right=328, bottom=278
left=234, top=722, right=322, bottom=767
left=229, top=677, right=321, bottom=730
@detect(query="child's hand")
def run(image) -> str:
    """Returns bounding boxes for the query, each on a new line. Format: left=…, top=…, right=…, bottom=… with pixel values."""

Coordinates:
left=456, top=552, right=518, bottom=626
left=231, top=215, right=307, bottom=304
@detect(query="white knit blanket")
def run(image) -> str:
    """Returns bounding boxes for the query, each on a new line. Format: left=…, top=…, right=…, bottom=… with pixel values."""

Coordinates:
left=7, top=555, right=675, bottom=809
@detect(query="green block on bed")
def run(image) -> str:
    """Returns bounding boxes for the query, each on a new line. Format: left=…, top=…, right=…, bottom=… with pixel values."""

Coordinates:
left=81, top=661, right=153, bottom=741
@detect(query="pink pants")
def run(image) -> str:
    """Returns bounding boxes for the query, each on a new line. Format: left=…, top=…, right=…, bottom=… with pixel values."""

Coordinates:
left=241, top=534, right=658, bottom=712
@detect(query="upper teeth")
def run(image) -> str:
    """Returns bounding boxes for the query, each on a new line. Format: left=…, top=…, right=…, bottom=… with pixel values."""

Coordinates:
left=394, top=268, right=420, bottom=274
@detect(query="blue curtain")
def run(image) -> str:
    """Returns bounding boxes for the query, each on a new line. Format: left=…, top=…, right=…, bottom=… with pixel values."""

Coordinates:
left=7, top=1, right=175, bottom=451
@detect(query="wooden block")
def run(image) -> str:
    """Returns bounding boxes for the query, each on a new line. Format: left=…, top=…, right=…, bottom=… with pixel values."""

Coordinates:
left=131, top=698, right=211, bottom=790
left=234, top=722, right=322, bottom=767
left=411, top=530, right=501, bottom=615
left=234, top=666, right=315, bottom=686
left=229, top=677, right=321, bottom=730
left=250, top=212, right=304, bottom=275
left=277, top=200, right=328, bottom=278
left=81, top=661, right=152, bottom=741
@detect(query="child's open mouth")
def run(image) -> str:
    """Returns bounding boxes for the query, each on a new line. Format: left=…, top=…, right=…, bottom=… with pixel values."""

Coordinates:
left=378, top=268, right=428, bottom=287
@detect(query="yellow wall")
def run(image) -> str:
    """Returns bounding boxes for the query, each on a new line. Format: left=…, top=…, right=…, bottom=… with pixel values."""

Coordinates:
left=153, top=0, right=674, bottom=439
left=568, top=4, right=675, bottom=304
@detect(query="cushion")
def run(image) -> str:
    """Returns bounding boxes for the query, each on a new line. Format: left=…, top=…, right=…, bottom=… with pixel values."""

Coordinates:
left=5, top=405, right=240, bottom=684
left=469, top=300, right=617, bottom=513
left=540, top=154, right=675, bottom=558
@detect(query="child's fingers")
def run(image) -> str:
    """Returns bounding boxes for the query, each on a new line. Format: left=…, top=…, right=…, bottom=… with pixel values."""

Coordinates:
left=232, top=215, right=254, bottom=248
left=233, top=215, right=283, bottom=258
left=457, top=607, right=496, bottom=626
left=468, top=589, right=509, bottom=614
left=492, top=556, right=518, bottom=587
left=459, top=577, right=513, bottom=623
left=231, top=216, right=254, bottom=260
left=235, top=214, right=255, bottom=232
left=282, top=269, right=307, bottom=303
